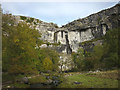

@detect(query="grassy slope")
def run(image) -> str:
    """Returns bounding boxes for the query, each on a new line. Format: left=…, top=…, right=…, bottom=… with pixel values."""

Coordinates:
left=58, top=70, right=118, bottom=88
left=2, top=70, right=119, bottom=88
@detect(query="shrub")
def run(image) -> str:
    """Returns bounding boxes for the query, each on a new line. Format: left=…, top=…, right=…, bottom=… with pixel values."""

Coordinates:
left=29, top=75, right=47, bottom=84
left=26, top=18, right=34, bottom=23
left=34, top=22, right=37, bottom=25
left=43, top=57, right=53, bottom=72
left=20, top=16, right=27, bottom=20
left=36, top=48, right=59, bottom=72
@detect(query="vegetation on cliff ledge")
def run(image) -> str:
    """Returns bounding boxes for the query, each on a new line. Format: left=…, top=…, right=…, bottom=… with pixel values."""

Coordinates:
left=72, top=28, right=119, bottom=71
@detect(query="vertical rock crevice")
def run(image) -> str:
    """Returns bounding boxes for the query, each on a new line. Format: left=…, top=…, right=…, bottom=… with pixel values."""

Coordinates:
left=65, top=32, right=72, bottom=54
left=54, top=32, right=57, bottom=42
left=61, top=31, right=63, bottom=38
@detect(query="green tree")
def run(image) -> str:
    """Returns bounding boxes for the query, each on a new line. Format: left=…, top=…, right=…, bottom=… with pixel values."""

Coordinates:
left=102, top=28, right=119, bottom=69
left=72, top=48, right=85, bottom=71
left=91, top=44, right=104, bottom=70
left=37, top=48, right=59, bottom=72
left=2, top=14, right=41, bottom=74
left=43, top=57, right=53, bottom=72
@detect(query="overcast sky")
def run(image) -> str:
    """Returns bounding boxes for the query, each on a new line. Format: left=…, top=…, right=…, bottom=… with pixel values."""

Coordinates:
left=1, top=2, right=118, bottom=26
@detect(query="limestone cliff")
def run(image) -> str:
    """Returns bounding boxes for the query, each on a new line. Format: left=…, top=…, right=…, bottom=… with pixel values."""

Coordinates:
left=60, top=4, right=119, bottom=53
left=12, top=3, right=119, bottom=54
left=6, top=3, right=119, bottom=71
left=13, top=15, right=59, bottom=43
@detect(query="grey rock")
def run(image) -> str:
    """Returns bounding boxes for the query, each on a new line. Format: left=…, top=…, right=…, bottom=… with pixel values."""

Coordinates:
left=21, top=77, right=29, bottom=84
left=74, top=81, right=82, bottom=84
left=47, top=79, right=53, bottom=84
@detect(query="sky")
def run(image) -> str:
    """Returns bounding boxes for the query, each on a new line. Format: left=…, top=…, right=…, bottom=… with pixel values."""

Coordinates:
left=1, top=1, right=118, bottom=26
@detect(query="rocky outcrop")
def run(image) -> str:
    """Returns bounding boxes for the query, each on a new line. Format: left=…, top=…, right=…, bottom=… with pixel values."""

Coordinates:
left=14, top=15, right=59, bottom=43
left=61, top=4, right=119, bottom=53
left=63, top=4, right=119, bottom=30
left=58, top=53, right=74, bottom=71
left=11, top=3, right=119, bottom=54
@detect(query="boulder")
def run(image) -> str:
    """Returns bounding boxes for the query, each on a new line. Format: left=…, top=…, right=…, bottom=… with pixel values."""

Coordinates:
left=21, top=76, right=29, bottom=84
left=47, top=79, right=53, bottom=84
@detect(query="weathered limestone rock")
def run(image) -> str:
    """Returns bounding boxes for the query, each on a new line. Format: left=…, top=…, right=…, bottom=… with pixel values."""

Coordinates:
left=68, top=31, right=80, bottom=44
left=61, top=4, right=119, bottom=53
left=80, top=28, right=94, bottom=42
left=40, top=44, right=47, bottom=48
left=58, top=54, right=74, bottom=71
left=21, top=77, right=29, bottom=84
left=12, top=3, right=119, bottom=54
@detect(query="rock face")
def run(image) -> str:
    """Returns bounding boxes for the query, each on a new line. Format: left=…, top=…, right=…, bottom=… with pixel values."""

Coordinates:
left=58, top=4, right=119, bottom=53
left=14, top=15, right=59, bottom=43
left=58, top=53, right=74, bottom=71
left=13, top=4, right=119, bottom=54
left=9, top=4, right=119, bottom=71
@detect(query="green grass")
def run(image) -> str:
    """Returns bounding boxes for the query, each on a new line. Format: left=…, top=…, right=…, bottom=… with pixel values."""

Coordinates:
left=2, top=73, right=15, bottom=82
left=85, top=70, right=119, bottom=80
left=58, top=72, right=118, bottom=88
left=2, top=73, right=25, bottom=82
left=2, top=73, right=29, bottom=88
left=11, top=83, right=29, bottom=88
left=29, top=75, right=47, bottom=84
left=3, top=70, right=119, bottom=88
left=3, top=83, right=30, bottom=88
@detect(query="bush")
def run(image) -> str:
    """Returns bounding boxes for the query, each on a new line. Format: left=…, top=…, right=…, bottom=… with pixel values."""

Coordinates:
left=34, top=22, right=37, bottom=25
left=43, top=57, right=53, bottom=72
left=103, top=53, right=118, bottom=69
left=72, top=28, right=119, bottom=71
left=20, top=16, right=27, bottom=20
left=2, top=20, right=41, bottom=74
left=26, top=18, right=34, bottom=23
left=29, top=75, right=47, bottom=84
left=36, top=48, right=59, bottom=72
left=72, top=48, right=85, bottom=71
